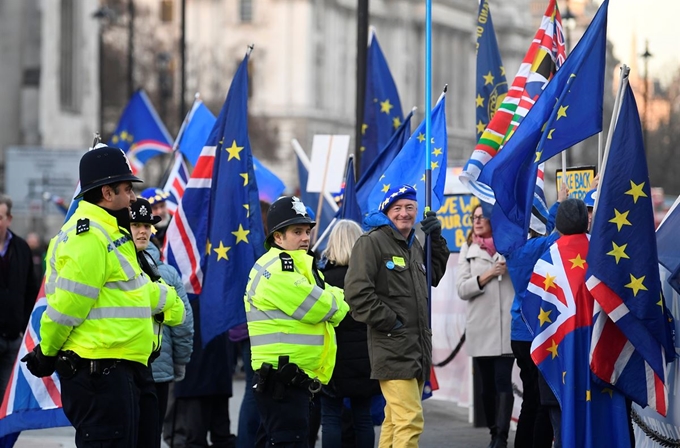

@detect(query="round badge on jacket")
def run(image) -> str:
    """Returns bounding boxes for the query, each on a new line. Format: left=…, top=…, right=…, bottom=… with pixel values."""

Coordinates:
left=386, top=260, right=395, bottom=270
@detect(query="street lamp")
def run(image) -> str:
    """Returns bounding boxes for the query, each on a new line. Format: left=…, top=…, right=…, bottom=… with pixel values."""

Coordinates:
left=641, top=40, right=653, bottom=151
left=92, top=6, right=118, bottom=134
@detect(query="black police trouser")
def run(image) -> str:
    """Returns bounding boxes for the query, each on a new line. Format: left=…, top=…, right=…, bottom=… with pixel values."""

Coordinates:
left=253, top=372, right=311, bottom=447
left=60, top=359, right=158, bottom=448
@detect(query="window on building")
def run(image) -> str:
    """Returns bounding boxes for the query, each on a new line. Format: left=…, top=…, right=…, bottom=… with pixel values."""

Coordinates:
left=240, top=0, right=253, bottom=23
left=60, top=0, right=81, bottom=112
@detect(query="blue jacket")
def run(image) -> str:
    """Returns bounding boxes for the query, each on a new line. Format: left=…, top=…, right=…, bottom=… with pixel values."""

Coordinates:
left=506, top=203, right=559, bottom=342
left=147, top=243, right=194, bottom=382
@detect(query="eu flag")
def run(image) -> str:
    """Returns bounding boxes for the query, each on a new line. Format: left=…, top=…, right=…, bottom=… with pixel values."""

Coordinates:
left=523, top=235, right=631, bottom=448
left=586, top=83, right=674, bottom=415
left=475, top=0, right=507, bottom=142
left=176, top=100, right=286, bottom=204
left=166, top=53, right=266, bottom=345
left=109, top=90, right=173, bottom=173
left=356, top=109, right=414, bottom=216
left=360, top=30, right=404, bottom=177
left=337, top=156, right=361, bottom=224
left=655, top=198, right=680, bottom=294
left=367, top=93, right=447, bottom=215
left=478, top=0, right=609, bottom=255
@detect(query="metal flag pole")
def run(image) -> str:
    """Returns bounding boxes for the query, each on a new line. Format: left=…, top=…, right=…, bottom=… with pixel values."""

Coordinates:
left=603, top=64, right=630, bottom=167
left=424, top=0, right=433, bottom=328
left=591, top=66, right=630, bottom=225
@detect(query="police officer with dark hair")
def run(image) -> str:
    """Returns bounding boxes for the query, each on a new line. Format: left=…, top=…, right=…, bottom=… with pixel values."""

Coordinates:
left=244, top=196, right=349, bottom=447
left=22, top=145, right=186, bottom=448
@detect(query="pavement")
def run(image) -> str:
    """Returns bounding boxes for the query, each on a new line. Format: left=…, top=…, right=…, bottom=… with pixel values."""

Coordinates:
left=14, top=377, right=500, bottom=448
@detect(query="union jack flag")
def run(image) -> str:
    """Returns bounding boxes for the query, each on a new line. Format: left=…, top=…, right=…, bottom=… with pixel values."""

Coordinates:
left=524, top=234, right=631, bottom=448
left=0, top=281, right=71, bottom=445
left=162, top=151, right=190, bottom=216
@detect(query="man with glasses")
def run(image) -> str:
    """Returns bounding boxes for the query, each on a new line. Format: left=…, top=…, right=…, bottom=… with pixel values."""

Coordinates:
left=345, top=185, right=450, bottom=448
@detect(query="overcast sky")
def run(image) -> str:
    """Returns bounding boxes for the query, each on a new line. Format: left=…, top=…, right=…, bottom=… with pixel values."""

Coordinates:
left=606, top=0, right=679, bottom=85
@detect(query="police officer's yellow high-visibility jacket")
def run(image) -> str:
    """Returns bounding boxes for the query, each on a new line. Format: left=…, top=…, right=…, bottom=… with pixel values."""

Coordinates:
left=244, top=248, right=349, bottom=384
left=40, top=201, right=185, bottom=365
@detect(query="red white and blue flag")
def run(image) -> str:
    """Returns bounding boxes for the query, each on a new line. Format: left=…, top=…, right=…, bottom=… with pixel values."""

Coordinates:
left=0, top=283, right=71, bottom=446
left=108, top=90, right=174, bottom=174
left=162, top=151, right=190, bottom=216
left=523, top=234, right=631, bottom=448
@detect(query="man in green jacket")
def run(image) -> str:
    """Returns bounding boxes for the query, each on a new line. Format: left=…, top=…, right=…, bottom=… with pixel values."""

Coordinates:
left=344, top=185, right=449, bottom=448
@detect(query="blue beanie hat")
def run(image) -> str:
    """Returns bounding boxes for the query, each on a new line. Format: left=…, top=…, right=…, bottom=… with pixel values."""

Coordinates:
left=379, top=185, right=417, bottom=213
left=140, top=187, right=170, bottom=205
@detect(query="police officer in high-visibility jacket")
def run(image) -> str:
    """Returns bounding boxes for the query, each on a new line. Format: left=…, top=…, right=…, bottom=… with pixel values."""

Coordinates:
left=245, top=196, right=349, bottom=447
left=21, top=146, right=186, bottom=448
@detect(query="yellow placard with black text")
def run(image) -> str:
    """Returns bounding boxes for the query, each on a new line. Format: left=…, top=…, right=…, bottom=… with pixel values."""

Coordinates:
left=555, top=166, right=596, bottom=201
left=435, top=195, right=480, bottom=252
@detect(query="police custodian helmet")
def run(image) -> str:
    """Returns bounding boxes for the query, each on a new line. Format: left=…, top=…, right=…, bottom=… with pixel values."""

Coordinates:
left=76, top=146, right=142, bottom=198
left=265, top=196, right=316, bottom=248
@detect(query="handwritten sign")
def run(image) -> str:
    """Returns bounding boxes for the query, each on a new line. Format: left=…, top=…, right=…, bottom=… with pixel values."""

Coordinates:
left=436, top=194, right=480, bottom=252
left=555, top=166, right=596, bottom=201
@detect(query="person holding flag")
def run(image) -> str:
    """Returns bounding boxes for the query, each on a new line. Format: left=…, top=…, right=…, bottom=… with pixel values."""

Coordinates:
left=21, top=146, right=186, bottom=448
left=344, top=185, right=449, bottom=448
left=245, top=195, right=349, bottom=446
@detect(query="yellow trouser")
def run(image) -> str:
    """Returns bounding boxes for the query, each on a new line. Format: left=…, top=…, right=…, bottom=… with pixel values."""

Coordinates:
left=378, top=379, right=425, bottom=448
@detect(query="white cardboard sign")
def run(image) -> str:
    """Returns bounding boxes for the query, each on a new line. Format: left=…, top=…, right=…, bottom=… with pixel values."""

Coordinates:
left=306, top=135, right=350, bottom=193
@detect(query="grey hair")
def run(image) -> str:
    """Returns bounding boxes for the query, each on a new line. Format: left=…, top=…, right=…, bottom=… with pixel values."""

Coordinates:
left=323, top=219, right=363, bottom=266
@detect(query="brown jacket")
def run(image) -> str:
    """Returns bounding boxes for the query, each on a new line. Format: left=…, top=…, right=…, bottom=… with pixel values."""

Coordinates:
left=344, top=224, right=449, bottom=381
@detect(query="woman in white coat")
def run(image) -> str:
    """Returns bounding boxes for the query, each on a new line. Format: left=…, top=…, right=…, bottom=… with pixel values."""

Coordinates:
left=456, top=202, right=515, bottom=448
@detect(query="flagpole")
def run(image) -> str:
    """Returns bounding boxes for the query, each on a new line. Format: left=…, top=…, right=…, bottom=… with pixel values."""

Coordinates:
left=291, top=139, right=340, bottom=214
left=603, top=64, right=630, bottom=171
left=592, top=68, right=630, bottom=225
left=597, top=131, right=603, bottom=173
left=158, top=93, right=201, bottom=188
left=311, top=217, right=337, bottom=253
left=424, top=0, right=433, bottom=329
left=313, top=136, right=335, bottom=245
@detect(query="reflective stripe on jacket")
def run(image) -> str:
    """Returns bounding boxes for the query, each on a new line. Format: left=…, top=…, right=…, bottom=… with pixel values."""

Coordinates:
left=244, top=247, right=349, bottom=384
left=40, top=201, right=185, bottom=364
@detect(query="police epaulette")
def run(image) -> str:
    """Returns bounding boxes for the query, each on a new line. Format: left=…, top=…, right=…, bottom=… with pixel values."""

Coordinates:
left=279, top=252, right=294, bottom=272
left=76, top=218, right=90, bottom=235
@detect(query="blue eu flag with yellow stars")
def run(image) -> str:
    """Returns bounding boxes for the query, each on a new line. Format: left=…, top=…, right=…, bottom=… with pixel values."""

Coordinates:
left=479, top=0, right=609, bottom=255
left=367, top=93, right=447, bottom=215
left=360, top=30, right=404, bottom=177
left=475, top=0, right=507, bottom=141
left=199, top=53, right=266, bottom=345
left=585, top=83, right=674, bottom=416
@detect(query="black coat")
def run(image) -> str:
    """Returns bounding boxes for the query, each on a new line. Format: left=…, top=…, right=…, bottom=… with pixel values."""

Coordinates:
left=0, top=231, right=38, bottom=338
left=321, top=263, right=380, bottom=398
left=174, top=299, right=233, bottom=398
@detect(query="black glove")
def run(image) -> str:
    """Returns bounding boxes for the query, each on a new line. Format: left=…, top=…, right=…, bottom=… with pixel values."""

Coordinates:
left=420, top=211, right=442, bottom=236
left=21, top=345, right=57, bottom=378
